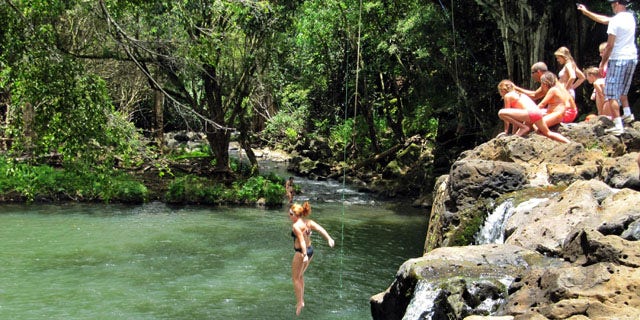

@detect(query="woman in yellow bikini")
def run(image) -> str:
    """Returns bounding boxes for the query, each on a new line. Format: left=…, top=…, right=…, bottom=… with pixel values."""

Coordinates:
left=288, top=201, right=335, bottom=316
left=497, top=80, right=570, bottom=143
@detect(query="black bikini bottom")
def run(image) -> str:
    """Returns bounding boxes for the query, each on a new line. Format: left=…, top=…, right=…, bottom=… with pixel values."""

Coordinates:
left=294, top=245, right=314, bottom=258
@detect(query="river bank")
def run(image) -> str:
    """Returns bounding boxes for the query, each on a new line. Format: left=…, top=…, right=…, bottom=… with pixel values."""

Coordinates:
left=0, top=129, right=436, bottom=212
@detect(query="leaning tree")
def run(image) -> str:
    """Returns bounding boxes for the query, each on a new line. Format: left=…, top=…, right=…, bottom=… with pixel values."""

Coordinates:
left=93, top=0, right=287, bottom=175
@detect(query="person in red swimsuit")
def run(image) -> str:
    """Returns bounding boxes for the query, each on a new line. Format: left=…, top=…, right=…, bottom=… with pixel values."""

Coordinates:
left=497, top=80, right=570, bottom=143
left=537, top=72, right=578, bottom=126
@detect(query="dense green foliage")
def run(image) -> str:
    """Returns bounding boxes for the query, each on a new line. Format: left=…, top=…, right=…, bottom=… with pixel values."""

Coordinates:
left=0, top=1, right=143, bottom=172
left=0, top=156, right=148, bottom=203
left=165, top=174, right=285, bottom=206
left=0, top=0, right=637, bottom=203
left=0, top=152, right=285, bottom=205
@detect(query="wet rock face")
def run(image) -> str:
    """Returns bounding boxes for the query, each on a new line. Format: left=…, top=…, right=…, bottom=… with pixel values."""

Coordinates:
left=448, top=160, right=526, bottom=211
left=373, top=120, right=640, bottom=319
left=371, top=244, right=557, bottom=320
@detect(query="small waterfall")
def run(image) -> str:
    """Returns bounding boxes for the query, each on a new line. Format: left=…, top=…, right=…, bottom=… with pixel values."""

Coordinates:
left=402, top=277, right=515, bottom=320
left=402, top=280, right=438, bottom=320
left=475, top=198, right=548, bottom=245
left=475, top=199, right=513, bottom=245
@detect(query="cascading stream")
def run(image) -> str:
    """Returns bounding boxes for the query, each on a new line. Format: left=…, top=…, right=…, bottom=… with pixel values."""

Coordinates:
left=475, top=197, right=549, bottom=245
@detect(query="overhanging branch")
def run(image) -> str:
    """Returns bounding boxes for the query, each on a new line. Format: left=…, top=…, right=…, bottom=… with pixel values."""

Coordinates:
left=97, top=0, right=234, bottom=132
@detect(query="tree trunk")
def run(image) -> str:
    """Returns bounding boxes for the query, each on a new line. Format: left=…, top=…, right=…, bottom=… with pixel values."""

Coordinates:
left=360, top=77, right=380, bottom=154
left=206, top=130, right=231, bottom=174
left=388, top=73, right=405, bottom=142
left=0, top=90, right=10, bottom=150
left=474, top=1, right=552, bottom=85
left=154, top=89, right=164, bottom=153
left=202, top=62, right=232, bottom=175
left=237, top=112, right=259, bottom=175
left=23, top=102, right=34, bottom=154
left=239, top=133, right=258, bottom=175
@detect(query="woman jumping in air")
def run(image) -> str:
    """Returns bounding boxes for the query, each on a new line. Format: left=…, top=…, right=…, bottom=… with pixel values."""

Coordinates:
left=288, top=201, right=335, bottom=316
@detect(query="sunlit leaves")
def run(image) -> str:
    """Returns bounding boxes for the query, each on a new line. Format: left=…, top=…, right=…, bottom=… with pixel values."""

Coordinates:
left=0, top=0, right=145, bottom=170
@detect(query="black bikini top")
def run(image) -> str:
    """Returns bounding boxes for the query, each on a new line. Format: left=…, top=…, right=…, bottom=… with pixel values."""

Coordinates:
left=291, top=227, right=311, bottom=239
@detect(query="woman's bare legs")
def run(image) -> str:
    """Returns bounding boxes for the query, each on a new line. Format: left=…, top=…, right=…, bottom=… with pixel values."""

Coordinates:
left=498, top=109, right=532, bottom=136
left=535, top=119, right=570, bottom=143
left=543, top=110, right=564, bottom=128
left=292, top=255, right=311, bottom=315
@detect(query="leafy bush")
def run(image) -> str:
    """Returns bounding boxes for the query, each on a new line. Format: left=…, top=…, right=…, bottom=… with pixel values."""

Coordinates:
left=403, top=103, right=439, bottom=139
left=102, top=179, right=148, bottom=204
left=263, top=85, right=309, bottom=146
left=234, top=176, right=266, bottom=203
left=234, top=175, right=287, bottom=205
left=0, top=156, right=147, bottom=203
left=329, top=118, right=354, bottom=155
left=166, top=174, right=286, bottom=206
left=166, top=175, right=213, bottom=204
left=263, top=182, right=285, bottom=206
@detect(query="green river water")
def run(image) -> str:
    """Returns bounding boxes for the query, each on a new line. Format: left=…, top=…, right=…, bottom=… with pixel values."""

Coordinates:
left=0, top=197, right=426, bottom=319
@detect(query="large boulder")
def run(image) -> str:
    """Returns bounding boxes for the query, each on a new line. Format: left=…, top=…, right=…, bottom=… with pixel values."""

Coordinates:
left=502, top=262, right=640, bottom=319
left=449, top=159, right=527, bottom=211
left=374, top=119, right=640, bottom=319
left=504, top=180, right=614, bottom=255
left=425, top=120, right=640, bottom=251
left=371, top=244, right=563, bottom=320
left=380, top=179, right=640, bottom=319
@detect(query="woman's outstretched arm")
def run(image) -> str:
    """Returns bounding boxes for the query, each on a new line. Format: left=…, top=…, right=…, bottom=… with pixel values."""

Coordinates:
left=309, top=220, right=335, bottom=247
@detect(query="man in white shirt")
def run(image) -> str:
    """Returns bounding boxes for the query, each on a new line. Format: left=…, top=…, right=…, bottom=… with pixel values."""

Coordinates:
left=578, top=1, right=638, bottom=134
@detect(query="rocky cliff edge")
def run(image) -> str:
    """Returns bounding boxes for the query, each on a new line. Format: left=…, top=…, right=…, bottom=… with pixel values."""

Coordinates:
left=371, top=117, right=640, bottom=320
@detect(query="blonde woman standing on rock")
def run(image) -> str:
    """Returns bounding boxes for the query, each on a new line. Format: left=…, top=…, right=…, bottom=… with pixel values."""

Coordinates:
left=288, top=201, right=335, bottom=316
left=554, top=46, right=585, bottom=98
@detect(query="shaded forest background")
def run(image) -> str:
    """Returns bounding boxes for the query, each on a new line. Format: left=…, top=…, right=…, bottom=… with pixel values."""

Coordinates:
left=0, top=0, right=636, bottom=195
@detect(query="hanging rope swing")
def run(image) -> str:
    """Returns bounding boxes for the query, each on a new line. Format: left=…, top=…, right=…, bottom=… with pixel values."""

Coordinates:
left=339, top=0, right=363, bottom=295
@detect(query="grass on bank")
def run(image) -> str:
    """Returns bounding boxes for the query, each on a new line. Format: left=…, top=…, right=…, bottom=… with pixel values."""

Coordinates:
left=165, top=173, right=285, bottom=206
left=0, top=156, right=148, bottom=203
left=0, top=156, right=286, bottom=206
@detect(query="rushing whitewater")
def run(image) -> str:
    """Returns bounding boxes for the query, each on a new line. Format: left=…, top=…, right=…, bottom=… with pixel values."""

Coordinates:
left=402, top=281, right=439, bottom=320
left=475, top=198, right=549, bottom=244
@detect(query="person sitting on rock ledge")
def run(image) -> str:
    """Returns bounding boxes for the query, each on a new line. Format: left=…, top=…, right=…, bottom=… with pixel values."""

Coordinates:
left=537, top=72, right=578, bottom=127
left=497, top=80, right=570, bottom=143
